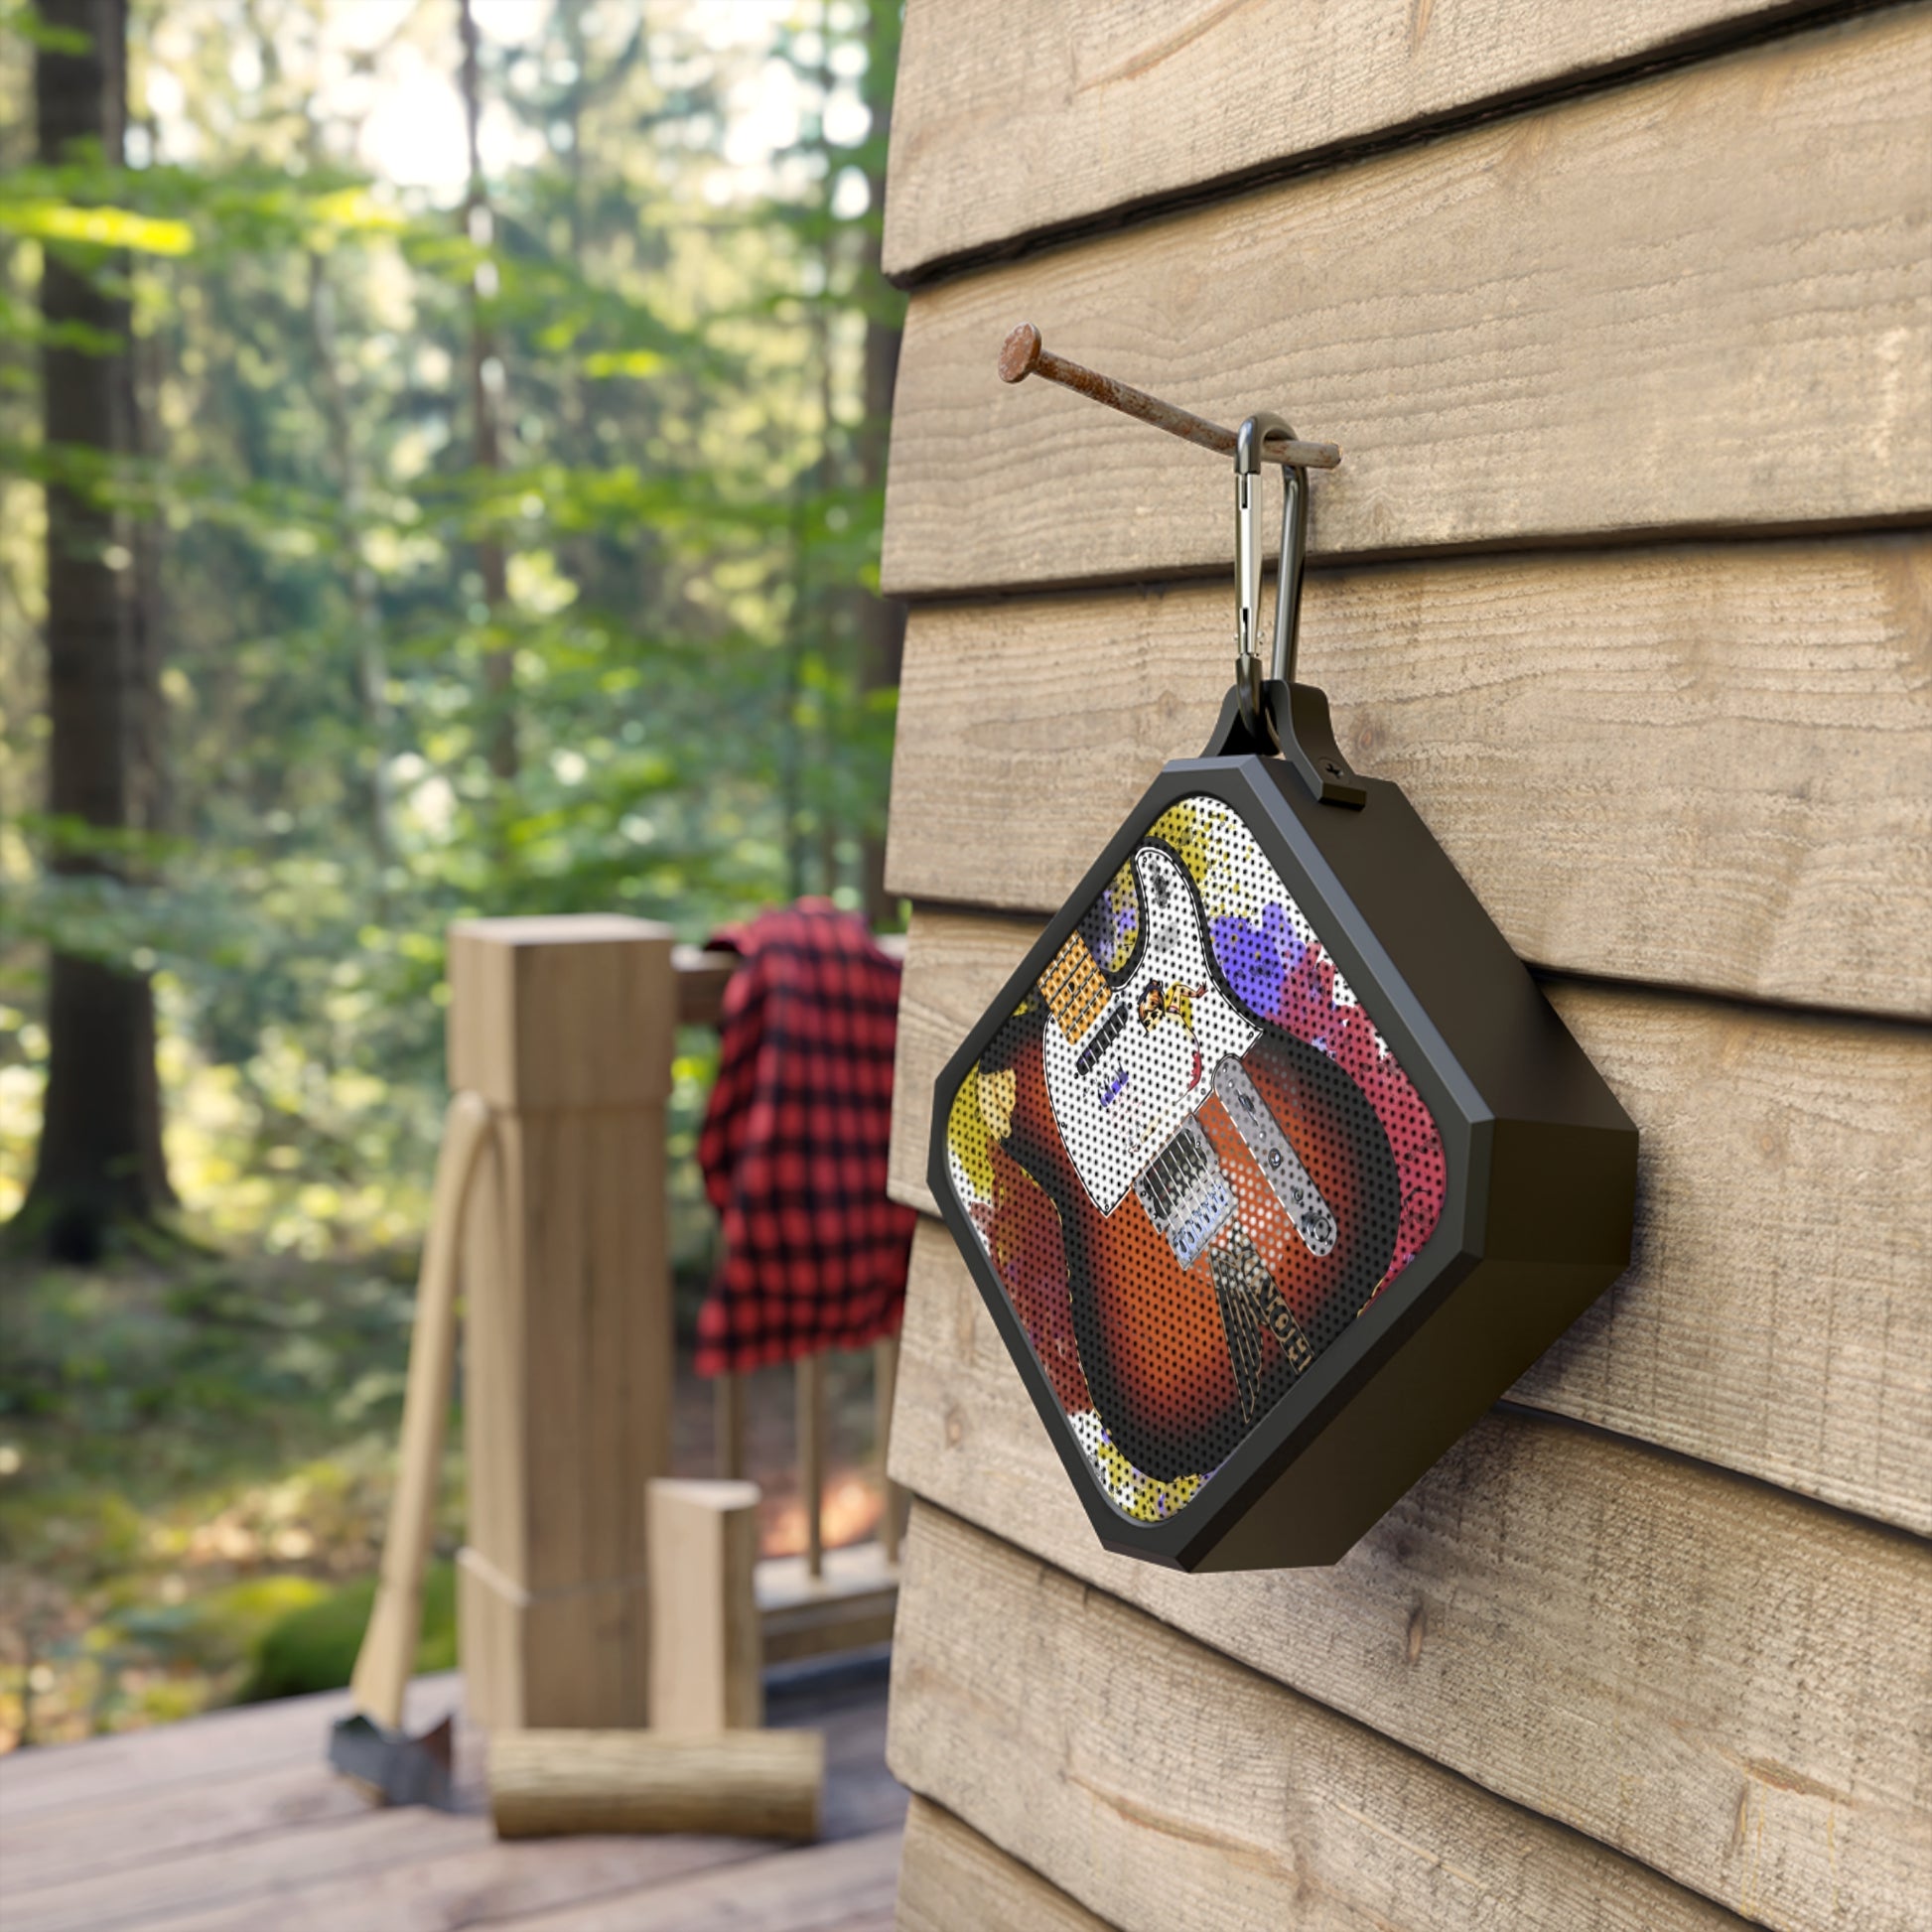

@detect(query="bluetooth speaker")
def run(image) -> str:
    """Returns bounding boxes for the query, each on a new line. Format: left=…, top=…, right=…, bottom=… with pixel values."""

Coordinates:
left=927, top=739, right=1637, bottom=1573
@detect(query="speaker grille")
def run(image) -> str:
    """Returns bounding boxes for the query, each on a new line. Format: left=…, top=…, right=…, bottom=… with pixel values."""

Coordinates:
left=943, top=794, right=1446, bottom=1521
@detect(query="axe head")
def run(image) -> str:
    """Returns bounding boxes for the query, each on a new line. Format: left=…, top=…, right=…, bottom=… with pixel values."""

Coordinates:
left=328, top=1711, right=458, bottom=1810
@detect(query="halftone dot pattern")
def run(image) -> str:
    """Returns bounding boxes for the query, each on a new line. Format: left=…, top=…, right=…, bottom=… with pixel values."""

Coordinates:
left=944, top=794, right=1447, bottom=1523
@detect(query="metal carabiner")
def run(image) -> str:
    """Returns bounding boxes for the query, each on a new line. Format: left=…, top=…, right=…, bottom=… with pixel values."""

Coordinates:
left=1216, top=412, right=1365, bottom=806
left=1233, top=413, right=1310, bottom=746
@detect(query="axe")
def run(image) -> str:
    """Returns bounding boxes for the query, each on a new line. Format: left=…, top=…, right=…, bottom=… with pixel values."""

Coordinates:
left=328, top=1089, right=494, bottom=1807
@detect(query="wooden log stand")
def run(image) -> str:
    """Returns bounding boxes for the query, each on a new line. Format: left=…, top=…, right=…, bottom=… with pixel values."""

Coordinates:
left=488, top=1729, right=824, bottom=1842
left=647, top=1477, right=763, bottom=1732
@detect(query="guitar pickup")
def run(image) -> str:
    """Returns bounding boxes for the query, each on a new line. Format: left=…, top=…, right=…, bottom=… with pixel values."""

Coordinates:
left=1213, top=1057, right=1337, bottom=1257
left=1074, top=1006, right=1128, bottom=1075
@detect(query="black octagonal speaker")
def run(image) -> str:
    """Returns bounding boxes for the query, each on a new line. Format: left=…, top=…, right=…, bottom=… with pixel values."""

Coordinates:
left=927, top=421, right=1637, bottom=1573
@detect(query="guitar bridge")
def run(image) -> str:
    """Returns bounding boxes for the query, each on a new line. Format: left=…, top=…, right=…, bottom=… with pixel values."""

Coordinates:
left=1134, top=1117, right=1235, bottom=1267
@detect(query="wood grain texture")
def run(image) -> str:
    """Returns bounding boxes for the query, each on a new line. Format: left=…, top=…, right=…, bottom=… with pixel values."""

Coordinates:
left=885, top=537, right=1932, bottom=1018
left=488, top=1729, right=823, bottom=1842
left=0, top=1673, right=901, bottom=1932
left=448, top=917, right=675, bottom=1110
left=897, top=1797, right=1114, bottom=1932
left=646, top=1479, right=763, bottom=1731
left=755, top=1542, right=901, bottom=1667
left=0, top=1674, right=459, bottom=1825
left=490, top=1827, right=904, bottom=1932
left=0, top=1757, right=423, bottom=1903
left=134, top=1836, right=766, bottom=1932
left=886, top=906, right=1932, bottom=1535
left=798, top=1352, right=828, bottom=1578
left=886, top=1222, right=1932, bottom=1932
left=892, top=1507, right=1750, bottom=1932
left=4, top=1796, right=746, bottom=1932
left=880, top=8, right=1932, bottom=599
left=458, top=1551, right=650, bottom=1737
left=884, top=0, right=1858, bottom=280
left=452, top=919, right=676, bottom=1729
left=458, top=1102, right=668, bottom=1727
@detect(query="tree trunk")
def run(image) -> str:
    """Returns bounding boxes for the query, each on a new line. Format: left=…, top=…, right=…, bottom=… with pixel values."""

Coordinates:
left=459, top=0, right=517, bottom=797
left=856, top=0, right=904, bottom=932
left=19, top=0, right=174, bottom=1261
left=306, top=249, right=395, bottom=872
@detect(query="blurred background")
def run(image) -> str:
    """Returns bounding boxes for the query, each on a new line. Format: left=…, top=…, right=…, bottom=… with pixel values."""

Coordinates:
left=0, top=0, right=903, bottom=1749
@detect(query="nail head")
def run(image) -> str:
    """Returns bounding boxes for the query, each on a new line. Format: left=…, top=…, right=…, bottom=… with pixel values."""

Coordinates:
left=998, top=322, right=1044, bottom=384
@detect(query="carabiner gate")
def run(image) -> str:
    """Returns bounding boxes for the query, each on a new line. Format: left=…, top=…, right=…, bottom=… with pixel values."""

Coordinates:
left=1233, top=413, right=1309, bottom=745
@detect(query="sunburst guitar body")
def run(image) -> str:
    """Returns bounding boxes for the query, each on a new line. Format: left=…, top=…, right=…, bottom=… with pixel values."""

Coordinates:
left=986, top=844, right=1401, bottom=1482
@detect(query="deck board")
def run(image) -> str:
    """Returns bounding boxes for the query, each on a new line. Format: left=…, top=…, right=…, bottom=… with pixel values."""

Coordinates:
left=0, top=1664, right=902, bottom=1932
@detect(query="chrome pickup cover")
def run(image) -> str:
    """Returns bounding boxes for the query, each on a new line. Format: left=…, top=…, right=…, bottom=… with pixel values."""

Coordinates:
left=1213, top=1055, right=1337, bottom=1256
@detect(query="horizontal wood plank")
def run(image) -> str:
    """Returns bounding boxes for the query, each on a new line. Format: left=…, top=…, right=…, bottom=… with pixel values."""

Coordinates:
left=0, top=1674, right=901, bottom=1932
left=880, top=8, right=1932, bottom=598
left=757, top=1542, right=900, bottom=1667
left=884, top=0, right=1861, bottom=280
left=8, top=1803, right=562, bottom=1932
left=885, top=537, right=1932, bottom=1018
left=886, top=906, right=1932, bottom=1535
left=463, top=1827, right=904, bottom=1932
left=0, top=1674, right=457, bottom=1826
left=892, top=1505, right=1750, bottom=1932
left=897, top=1797, right=1115, bottom=1932
left=140, top=1840, right=769, bottom=1932
left=0, top=1756, right=415, bottom=1902
left=885, top=1222, right=1932, bottom=1932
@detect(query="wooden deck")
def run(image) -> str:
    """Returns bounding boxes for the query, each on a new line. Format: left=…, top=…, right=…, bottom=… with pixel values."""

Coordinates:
left=0, top=1657, right=904, bottom=1931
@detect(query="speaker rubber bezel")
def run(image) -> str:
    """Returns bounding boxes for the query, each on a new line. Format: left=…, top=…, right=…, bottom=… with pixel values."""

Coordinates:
left=927, top=754, right=1495, bottom=1572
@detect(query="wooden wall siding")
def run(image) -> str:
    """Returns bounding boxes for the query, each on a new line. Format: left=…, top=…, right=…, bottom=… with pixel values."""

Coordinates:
left=879, top=3, right=1932, bottom=1927
left=884, top=0, right=1880, bottom=281
left=887, top=907, right=1932, bottom=1537
left=884, top=1230, right=1932, bottom=1932
left=879, top=8, right=1932, bottom=599
left=884, top=538, right=1932, bottom=1020
left=891, top=1506, right=1755, bottom=1932
left=897, top=1798, right=1114, bottom=1932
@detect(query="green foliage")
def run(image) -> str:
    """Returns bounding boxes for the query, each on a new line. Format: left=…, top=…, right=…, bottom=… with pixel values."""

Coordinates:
left=0, top=1248, right=459, bottom=1743
left=1, top=2, right=904, bottom=1275
left=239, top=1561, right=456, bottom=1704
left=0, top=0, right=906, bottom=1741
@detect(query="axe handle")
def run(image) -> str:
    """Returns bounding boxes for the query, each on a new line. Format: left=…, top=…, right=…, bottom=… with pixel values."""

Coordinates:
left=350, top=1088, right=495, bottom=1729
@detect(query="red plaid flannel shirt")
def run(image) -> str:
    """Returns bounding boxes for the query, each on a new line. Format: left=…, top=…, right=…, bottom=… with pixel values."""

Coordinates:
left=695, top=901, right=915, bottom=1375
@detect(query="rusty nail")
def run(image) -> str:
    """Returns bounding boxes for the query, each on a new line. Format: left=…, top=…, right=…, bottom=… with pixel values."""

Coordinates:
left=997, top=322, right=1341, bottom=471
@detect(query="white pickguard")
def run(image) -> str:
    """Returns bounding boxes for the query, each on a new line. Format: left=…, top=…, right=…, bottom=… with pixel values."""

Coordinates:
left=1041, top=847, right=1259, bottom=1213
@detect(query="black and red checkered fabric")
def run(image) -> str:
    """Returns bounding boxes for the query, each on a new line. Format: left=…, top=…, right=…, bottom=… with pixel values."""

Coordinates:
left=695, top=900, right=915, bottom=1375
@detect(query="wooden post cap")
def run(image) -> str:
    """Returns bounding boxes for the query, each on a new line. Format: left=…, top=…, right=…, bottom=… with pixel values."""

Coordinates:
left=447, top=914, right=677, bottom=1110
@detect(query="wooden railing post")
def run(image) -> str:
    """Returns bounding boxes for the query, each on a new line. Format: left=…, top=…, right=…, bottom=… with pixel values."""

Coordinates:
left=448, top=914, right=676, bottom=1729
left=796, top=1355, right=826, bottom=1579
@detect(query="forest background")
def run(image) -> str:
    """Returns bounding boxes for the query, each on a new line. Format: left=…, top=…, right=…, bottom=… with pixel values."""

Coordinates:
left=0, top=0, right=904, bottom=1749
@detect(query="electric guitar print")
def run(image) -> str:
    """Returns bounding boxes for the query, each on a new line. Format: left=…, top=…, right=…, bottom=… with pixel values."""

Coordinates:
left=970, top=839, right=1405, bottom=1485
